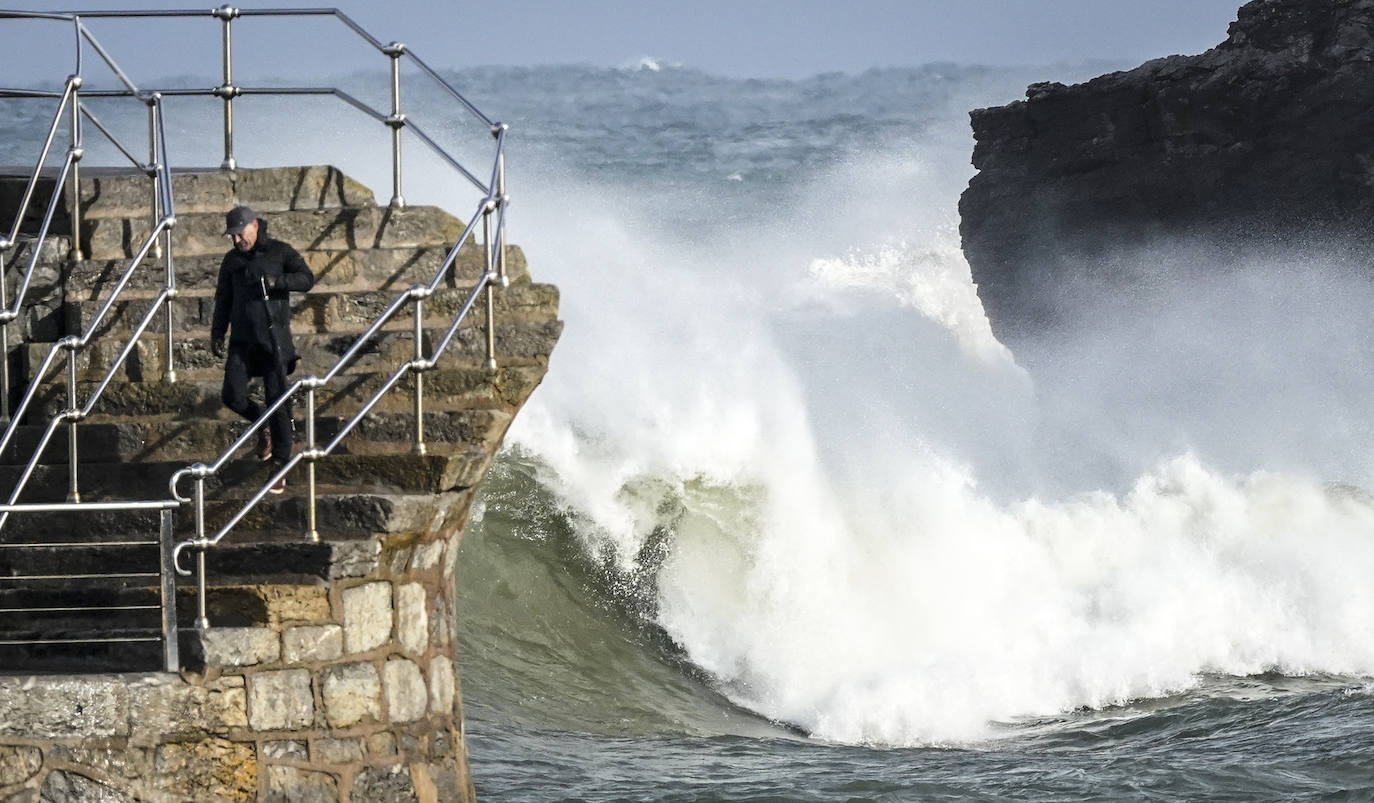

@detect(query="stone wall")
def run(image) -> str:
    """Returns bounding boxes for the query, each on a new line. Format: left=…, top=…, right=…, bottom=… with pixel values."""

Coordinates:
left=0, top=518, right=474, bottom=802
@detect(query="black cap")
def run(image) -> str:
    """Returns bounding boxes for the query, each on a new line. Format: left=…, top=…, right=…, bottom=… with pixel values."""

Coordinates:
left=224, top=205, right=257, bottom=235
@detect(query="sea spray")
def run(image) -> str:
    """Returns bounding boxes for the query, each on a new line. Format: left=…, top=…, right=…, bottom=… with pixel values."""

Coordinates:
left=492, top=122, right=1374, bottom=746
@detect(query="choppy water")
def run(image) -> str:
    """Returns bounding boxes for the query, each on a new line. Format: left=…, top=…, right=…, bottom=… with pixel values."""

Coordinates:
left=6, top=47, right=1374, bottom=802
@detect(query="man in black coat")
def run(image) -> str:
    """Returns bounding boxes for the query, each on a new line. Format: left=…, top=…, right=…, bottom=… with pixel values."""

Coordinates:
left=211, top=205, right=315, bottom=492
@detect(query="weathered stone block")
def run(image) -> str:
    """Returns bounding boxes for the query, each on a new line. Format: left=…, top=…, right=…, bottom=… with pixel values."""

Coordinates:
left=248, top=670, right=314, bottom=731
left=259, top=585, right=333, bottom=626
left=128, top=675, right=247, bottom=745
left=153, top=738, right=257, bottom=802
left=262, top=741, right=308, bottom=762
left=283, top=625, right=344, bottom=664
left=312, top=737, right=364, bottom=765
left=396, top=583, right=429, bottom=655
left=386, top=544, right=414, bottom=576
left=321, top=663, right=381, bottom=728
left=342, top=581, right=393, bottom=654
left=0, top=746, right=42, bottom=787
left=409, top=538, right=445, bottom=571
left=197, top=627, right=282, bottom=667
left=443, top=532, right=461, bottom=582
left=429, top=655, right=455, bottom=718
left=0, top=678, right=128, bottom=739
left=366, top=732, right=397, bottom=758
left=425, top=760, right=470, bottom=803
left=352, top=764, right=418, bottom=803
left=329, top=539, right=381, bottom=580
left=384, top=658, right=428, bottom=723
left=37, top=770, right=131, bottom=803
left=263, top=765, right=340, bottom=803
left=430, top=594, right=451, bottom=649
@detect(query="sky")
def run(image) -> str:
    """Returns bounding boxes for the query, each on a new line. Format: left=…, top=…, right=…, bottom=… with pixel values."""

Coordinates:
left=3, top=1, right=1246, bottom=84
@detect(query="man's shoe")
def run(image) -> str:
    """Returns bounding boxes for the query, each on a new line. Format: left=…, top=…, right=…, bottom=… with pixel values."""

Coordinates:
left=267, top=475, right=286, bottom=495
left=256, top=432, right=272, bottom=462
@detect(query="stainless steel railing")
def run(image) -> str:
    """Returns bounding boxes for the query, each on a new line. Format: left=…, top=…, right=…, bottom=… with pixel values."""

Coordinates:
left=0, top=91, right=176, bottom=519
left=1, top=8, right=512, bottom=637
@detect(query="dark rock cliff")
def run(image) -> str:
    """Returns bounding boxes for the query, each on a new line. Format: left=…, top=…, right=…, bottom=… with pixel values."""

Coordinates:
left=959, top=0, right=1374, bottom=348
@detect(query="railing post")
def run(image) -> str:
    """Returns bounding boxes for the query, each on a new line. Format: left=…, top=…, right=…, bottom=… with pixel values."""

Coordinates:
left=483, top=203, right=496, bottom=371
left=147, top=99, right=162, bottom=261
left=194, top=475, right=209, bottom=629
left=496, top=151, right=508, bottom=286
left=213, top=5, right=240, bottom=171
left=0, top=250, right=9, bottom=426
left=383, top=42, right=407, bottom=209
left=159, top=507, right=180, bottom=672
left=413, top=297, right=426, bottom=455
left=305, top=384, right=319, bottom=543
left=68, top=77, right=84, bottom=262
left=152, top=96, right=178, bottom=384
left=65, top=345, right=79, bottom=503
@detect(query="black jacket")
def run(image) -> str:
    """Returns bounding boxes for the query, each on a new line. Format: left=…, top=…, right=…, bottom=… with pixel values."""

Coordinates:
left=211, top=218, right=315, bottom=370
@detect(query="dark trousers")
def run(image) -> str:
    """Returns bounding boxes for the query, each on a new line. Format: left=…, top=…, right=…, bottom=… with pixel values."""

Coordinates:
left=222, top=343, right=291, bottom=464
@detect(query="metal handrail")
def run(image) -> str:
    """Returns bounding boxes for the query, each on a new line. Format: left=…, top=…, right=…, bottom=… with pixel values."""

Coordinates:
left=76, top=18, right=140, bottom=97
left=0, top=219, right=172, bottom=522
left=0, top=75, right=176, bottom=517
left=3, top=8, right=512, bottom=635
left=169, top=201, right=493, bottom=534
left=1, top=77, right=76, bottom=251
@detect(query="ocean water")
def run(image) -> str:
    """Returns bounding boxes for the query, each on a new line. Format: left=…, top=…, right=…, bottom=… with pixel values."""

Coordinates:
left=5, top=54, right=1374, bottom=801
left=449, top=64, right=1374, bottom=801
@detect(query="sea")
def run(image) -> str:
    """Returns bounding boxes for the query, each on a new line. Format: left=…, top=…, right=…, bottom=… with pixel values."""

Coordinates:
left=4, top=49, right=1374, bottom=802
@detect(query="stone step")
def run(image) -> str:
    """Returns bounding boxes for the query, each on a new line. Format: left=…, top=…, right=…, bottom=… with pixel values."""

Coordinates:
left=0, top=541, right=161, bottom=581
left=0, top=494, right=461, bottom=561
left=20, top=318, right=558, bottom=393
left=59, top=281, right=559, bottom=341
left=0, top=541, right=167, bottom=674
left=83, top=204, right=466, bottom=260
left=24, top=364, right=543, bottom=420
left=0, top=408, right=510, bottom=465
left=81, top=165, right=377, bottom=219
left=0, top=638, right=166, bottom=674
left=0, top=165, right=376, bottom=236
left=0, top=587, right=163, bottom=622
left=61, top=241, right=530, bottom=296
left=22, top=365, right=545, bottom=427
left=0, top=450, right=491, bottom=505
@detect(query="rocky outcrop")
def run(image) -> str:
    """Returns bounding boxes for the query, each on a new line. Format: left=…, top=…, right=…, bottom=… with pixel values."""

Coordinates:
left=959, top=0, right=1374, bottom=347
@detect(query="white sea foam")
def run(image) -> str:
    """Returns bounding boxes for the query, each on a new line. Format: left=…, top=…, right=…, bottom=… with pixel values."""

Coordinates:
left=495, top=130, right=1374, bottom=746
left=333, top=61, right=1374, bottom=746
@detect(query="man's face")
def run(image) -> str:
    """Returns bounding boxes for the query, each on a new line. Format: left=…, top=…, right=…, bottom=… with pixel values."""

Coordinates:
left=230, top=219, right=259, bottom=252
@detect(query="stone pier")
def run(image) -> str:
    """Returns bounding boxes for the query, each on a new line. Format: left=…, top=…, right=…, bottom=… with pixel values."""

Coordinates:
left=0, top=165, right=561, bottom=801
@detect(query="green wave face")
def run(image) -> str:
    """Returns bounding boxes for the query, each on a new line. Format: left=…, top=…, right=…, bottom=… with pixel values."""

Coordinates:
left=456, top=447, right=794, bottom=739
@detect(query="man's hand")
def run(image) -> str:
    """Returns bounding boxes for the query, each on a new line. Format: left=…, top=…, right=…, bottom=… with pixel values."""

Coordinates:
left=211, top=338, right=225, bottom=359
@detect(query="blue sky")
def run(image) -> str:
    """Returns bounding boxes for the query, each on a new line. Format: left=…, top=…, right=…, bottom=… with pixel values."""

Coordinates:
left=5, top=1, right=1244, bottom=83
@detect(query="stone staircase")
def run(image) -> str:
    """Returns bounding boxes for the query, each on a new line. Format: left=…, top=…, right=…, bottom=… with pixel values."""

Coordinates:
left=0, top=165, right=560, bottom=673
